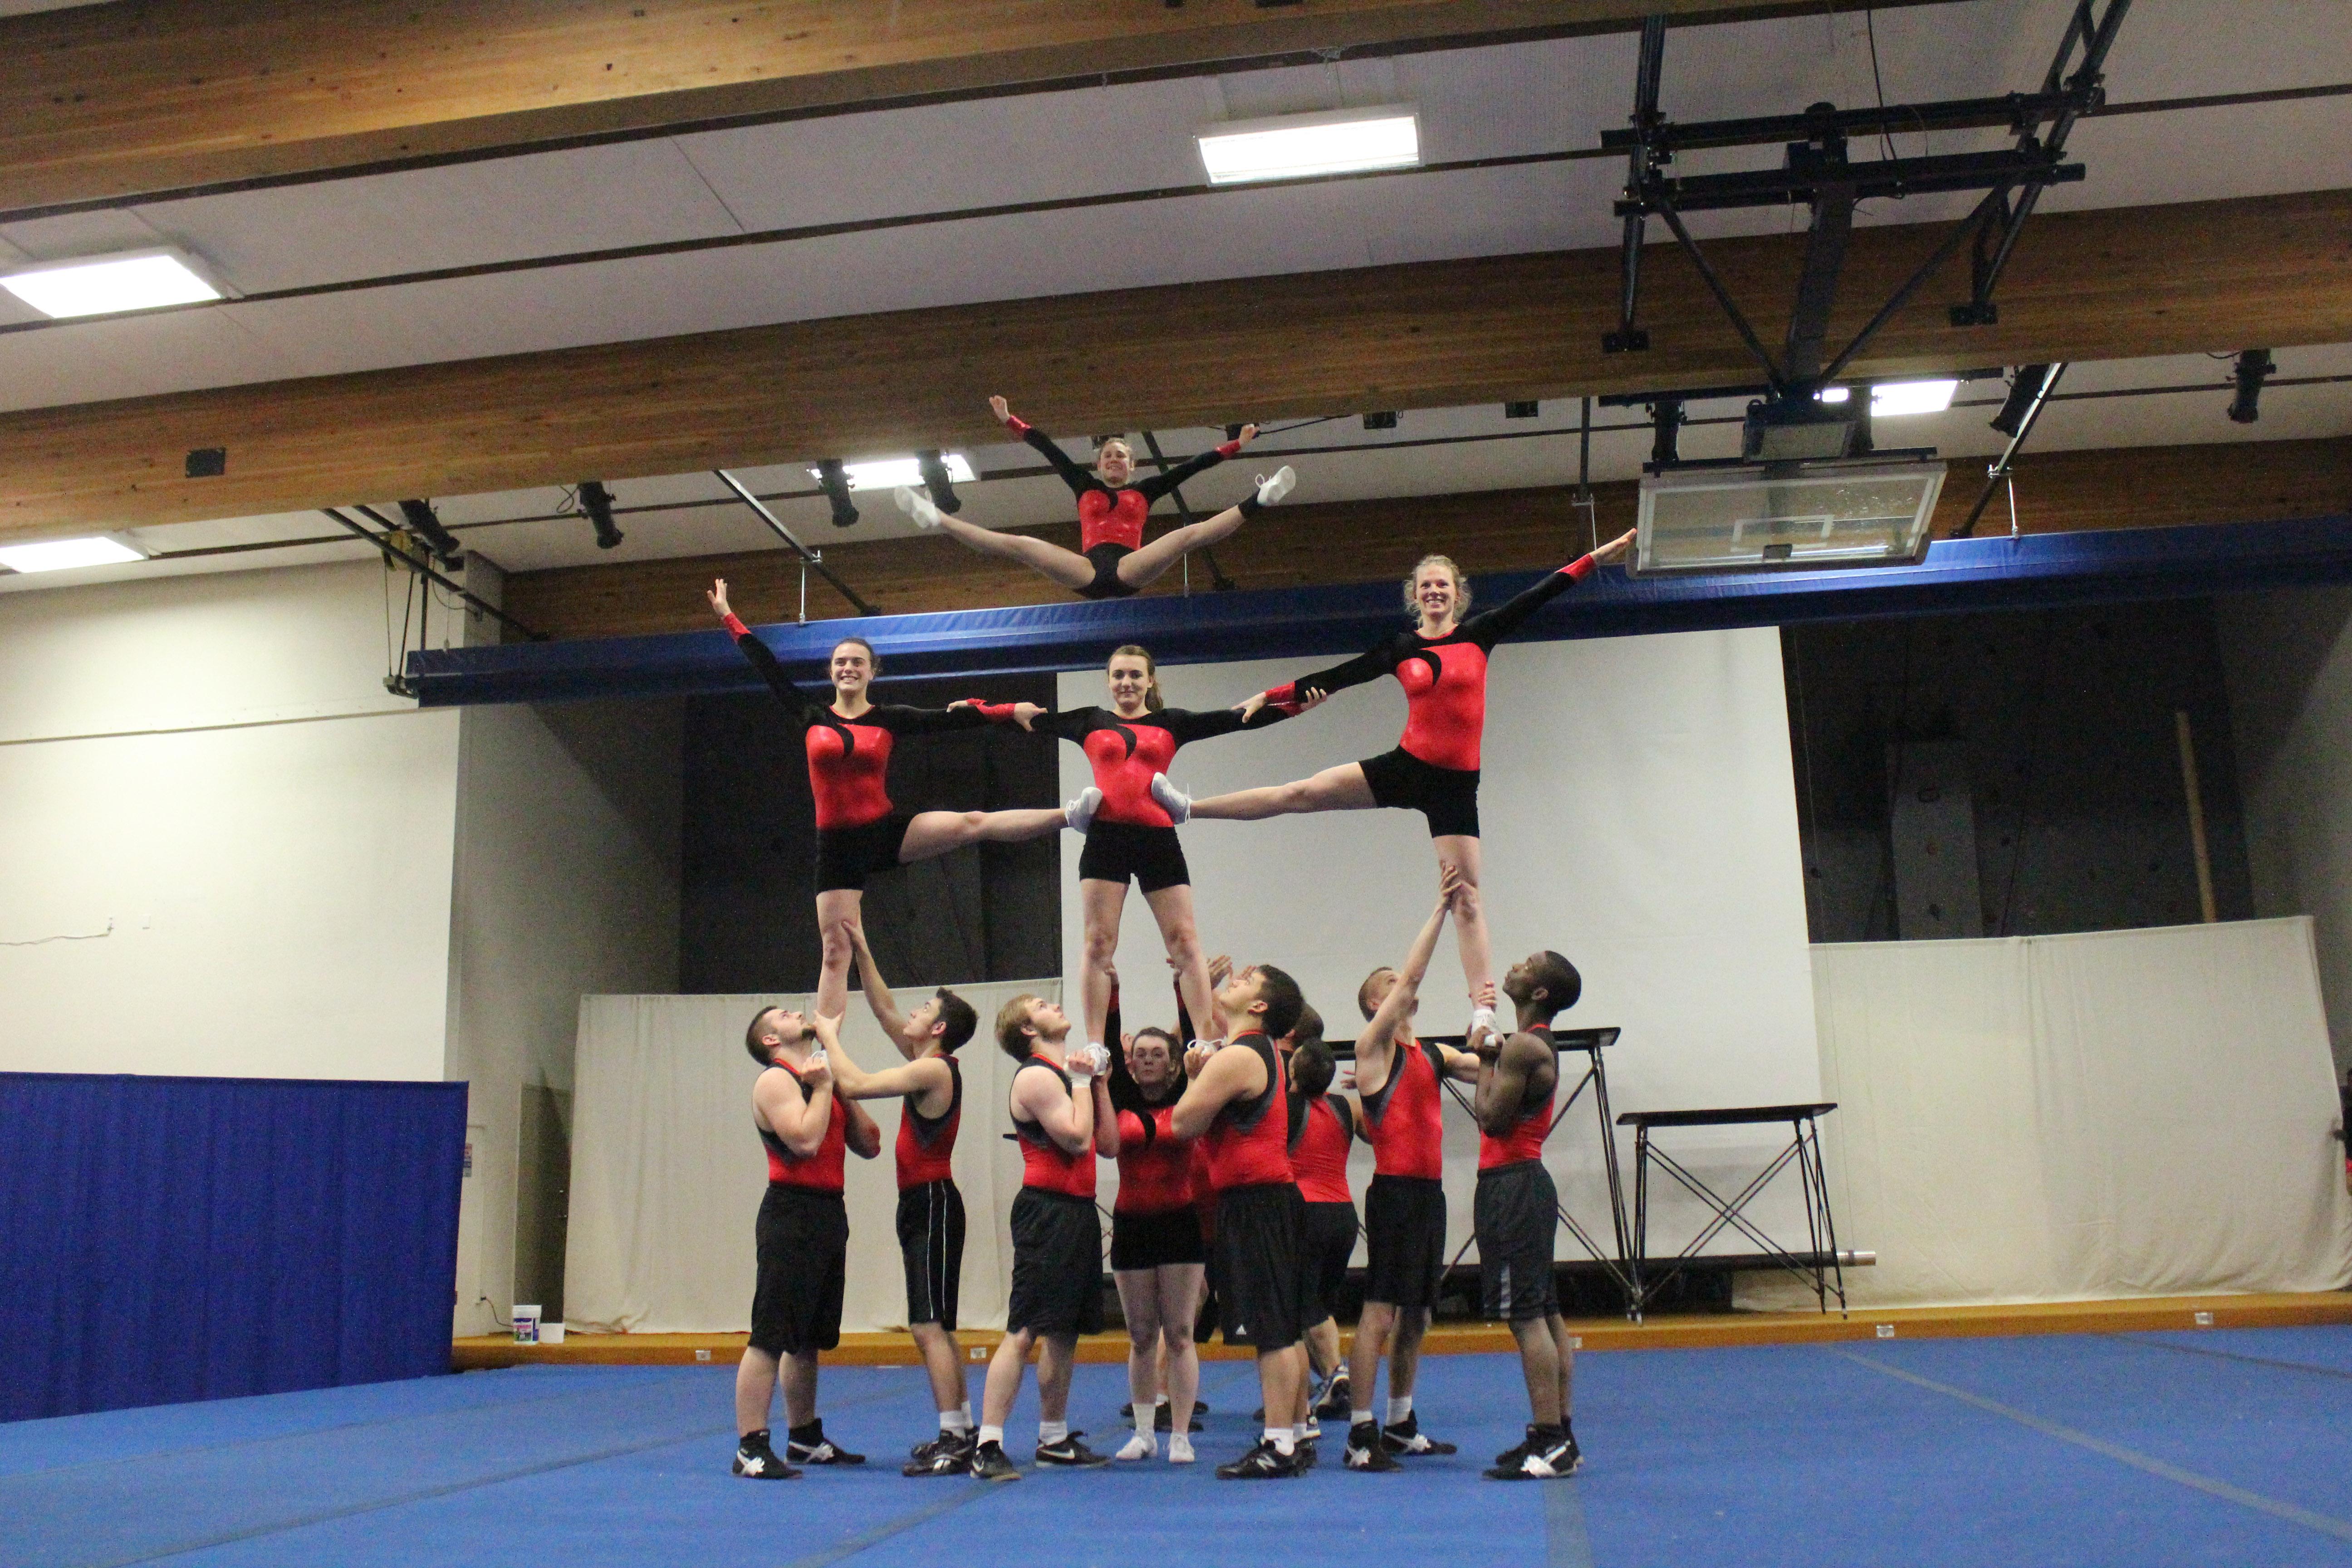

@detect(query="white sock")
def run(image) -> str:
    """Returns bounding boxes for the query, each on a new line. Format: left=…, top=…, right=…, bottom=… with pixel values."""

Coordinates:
left=1293, top=1421, right=1311, bottom=1442
left=1351, top=1409, right=1377, bottom=1428
left=1039, top=1419, right=1068, bottom=1445
left=1388, top=1395, right=1413, bottom=1424
left=978, top=1424, right=1004, bottom=1447
left=1134, top=1403, right=1155, bottom=1436
left=1266, top=1426, right=1294, bottom=1455
left=940, top=1409, right=971, bottom=1435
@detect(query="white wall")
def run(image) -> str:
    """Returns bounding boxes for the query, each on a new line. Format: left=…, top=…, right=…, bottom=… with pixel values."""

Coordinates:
left=2217, top=585, right=2352, bottom=1067
left=0, top=560, right=460, bottom=1080
left=1058, top=628, right=1822, bottom=1263
left=446, top=697, right=683, bottom=1334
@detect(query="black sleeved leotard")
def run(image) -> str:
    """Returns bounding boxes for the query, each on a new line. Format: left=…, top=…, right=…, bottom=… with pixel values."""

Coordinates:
left=1003, top=414, right=1241, bottom=553
left=1263, top=555, right=1598, bottom=772
left=1028, top=704, right=1290, bottom=828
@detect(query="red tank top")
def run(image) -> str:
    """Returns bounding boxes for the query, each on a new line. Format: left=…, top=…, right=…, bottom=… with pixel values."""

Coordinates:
left=1289, top=1095, right=1355, bottom=1204
left=1011, top=1056, right=1098, bottom=1198
left=1115, top=1102, right=1196, bottom=1213
left=1362, top=1038, right=1445, bottom=1181
left=1203, top=1034, right=1294, bottom=1192
left=1478, top=1028, right=1557, bottom=1169
left=759, top=1060, right=844, bottom=1192
left=894, top=1055, right=961, bottom=1190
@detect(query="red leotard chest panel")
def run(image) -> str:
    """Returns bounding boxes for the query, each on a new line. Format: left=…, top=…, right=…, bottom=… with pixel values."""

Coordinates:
left=1114, top=1105, right=1195, bottom=1213
left=1012, top=1058, right=1098, bottom=1198
left=1364, top=1040, right=1445, bottom=1181
left=1396, top=640, right=1491, bottom=773
left=1204, top=1034, right=1295, bottom=1192
left=1291, top=1097, right=1354, bottom=1204
left=1078, top=488, right=1150, bottom=553
left=894, top=1058, right=960, bottom=1190
left=761, top=1063, right=846, bottom=1192
left=1478, top=1088, right=1553, bottom=1169
left=1083, top=719, right=1181, bottom=828
left=804, top=719, right=896, bottom=831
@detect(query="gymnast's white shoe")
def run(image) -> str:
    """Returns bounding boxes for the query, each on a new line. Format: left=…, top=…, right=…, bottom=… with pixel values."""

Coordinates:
left=1064, top=786, right=1103, bottom=833
left=1255, top=466, right=1297, bottom=506
left=1168, top=1433, right=1196, bottom=1464
left=1149, top=773, right=1192, bottom=823
left=1116, top=1431, right=1157, bottom=1462
left=895, top=485, right=944, bottom=529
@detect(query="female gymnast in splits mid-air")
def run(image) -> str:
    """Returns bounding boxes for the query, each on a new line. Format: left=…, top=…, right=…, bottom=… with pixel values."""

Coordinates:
left=894, top=396, right=1296, bottom=601
left=1148, top=530, right=1635, bottom=1034
left=708, top=578, right=1065, bottom=1019
left=962, top=643, right=1288, bottom=1057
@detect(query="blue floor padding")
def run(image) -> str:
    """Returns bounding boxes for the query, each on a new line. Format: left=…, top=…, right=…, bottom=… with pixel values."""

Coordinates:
left=8, top=1330, right=2352, bottom=1568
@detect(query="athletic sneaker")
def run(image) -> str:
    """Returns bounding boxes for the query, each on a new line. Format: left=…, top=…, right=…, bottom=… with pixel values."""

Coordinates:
left=969, top=1440, right=1020, bottom=1482
left=1494, top=1424, right=1542, bottom=1468
left=1380, top=1412, right=1456, bottom=1456
left=894, top=486, right=944, bottom=529
left=1293, top=1438, right=1318, bottom=1472
left=1168, top=1433, right=1196, bottom=1465
left=1314, top=1371, right=1352, bottom=1418
left=731, top=1431, right=801, bottom=1480
left=1148, top=773, right=1191, bottom=823
left=1064, top=786, right=1102, bottom=834
left=1215, top=1440, right=1303, bottom=1480
left=1484, top=1425, right=1581, bottom=1480
left=1343, top=1423, right=1401, bottom=1472
left=1116, top=1431, right=1157, bottom=1461
left=904, top=1434, right=974, bottom=1477
left=1034, top=1433, right=1112, bottom=1467
left=909, top=1431, right=960, bottom=1462
left=1255, top=466, right=1297, bottom=507
left=785, top=1422, right=865, bottom=1465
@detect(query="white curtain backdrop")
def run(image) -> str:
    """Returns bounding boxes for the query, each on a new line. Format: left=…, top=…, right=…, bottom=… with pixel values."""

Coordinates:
left=1744, top=918, right=2352, bottom=1308
left=564, top=982, right=1057, bottom=1335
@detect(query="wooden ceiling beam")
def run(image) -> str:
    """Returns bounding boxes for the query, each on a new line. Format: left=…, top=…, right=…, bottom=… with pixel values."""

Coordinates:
left=2, top=187, right=2349, bottom=543
left=502, top=435, right=2352, bottom=641
left=0, top=0, right=1944, bottom=217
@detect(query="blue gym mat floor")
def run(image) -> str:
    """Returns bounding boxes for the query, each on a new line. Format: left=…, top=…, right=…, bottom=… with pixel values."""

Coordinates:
left=9, top=1328, right=2352, bottom=1568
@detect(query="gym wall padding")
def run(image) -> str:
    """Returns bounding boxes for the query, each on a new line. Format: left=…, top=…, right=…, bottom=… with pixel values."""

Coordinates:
left=0, top=1073, right=467, bottom=1422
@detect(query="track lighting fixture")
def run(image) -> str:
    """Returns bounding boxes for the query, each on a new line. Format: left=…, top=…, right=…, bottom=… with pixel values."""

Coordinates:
left=815, top=460, right=859, bottom=529
left=395, top=499, right=465, bottom=567
left=1989, top=366, right=2054, bottom=437
left=2228, top=349, right=2274, bottom=425
left=576, top=481, right=624, bottom=550
left=916, top=450, right=962, bottom=514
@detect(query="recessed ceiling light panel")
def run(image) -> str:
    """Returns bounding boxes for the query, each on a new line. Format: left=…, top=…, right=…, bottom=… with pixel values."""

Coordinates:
left=0, top=248, right=225, bottom=319
left=0, top=534, right=150, bottom=573
left=1870, top=379, right=1961, bottom=417
left=818, top=455, right=977, bottom=492
left=1196, top=106, right=1421, bottom=185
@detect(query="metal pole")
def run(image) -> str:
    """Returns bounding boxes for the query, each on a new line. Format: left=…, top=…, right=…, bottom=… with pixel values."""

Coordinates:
left=1953, top=361, right=2068, bottom=538
left=713, top=469, right=877, bottom=616
left=320, top=509, right=544, bottom=641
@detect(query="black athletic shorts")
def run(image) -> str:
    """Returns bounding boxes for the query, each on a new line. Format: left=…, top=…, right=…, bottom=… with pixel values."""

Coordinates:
left=1362, top=1173, right=1448, bottom=1311
left=1475, top=1161, right=1560, bottom=1321
left=1302, top=1199, right=1359, bottom=1321
left=1078, top=542, right=1142, bottom=601
left=750, top=1183, right=849, bottom=1356
left=1213, top=1182, right=1318, bottom=1351
left=1077, top=820, right=1191, bottom=894
left=1359, top=747, right=1481, bottom=839
left=1006, top=1188, right=1105, bottom=1337
left=814, top=813, right=914, bottom=893
left=1111, top=1205, right=1207, bottom=1271
left=896, top=1178, right=965, bottom=1330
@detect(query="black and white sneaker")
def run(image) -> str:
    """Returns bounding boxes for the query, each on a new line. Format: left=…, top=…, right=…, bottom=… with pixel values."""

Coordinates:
left=1485, top=1425, right=1581, bottom=1480
left=1034, top=1432, right=1112, bottom=1468
left=785, top=1422, right=865, bottom=1465
left=1293, top=1437, right=1318, bottom=1472
left=1215, top=1440, right=1303, bottom=1480
left=1343, top=1424, right=1401, bottom=1472
left=969, top=1440, right=1021, bottom=1482
left=1314, top=1371, right=1352, bottom=1418
left=904, top=1433, right=973, bottom=1477
left=1495, top=1423, right=1541, bottom=1468
left=731, top=1431, right=801, bottom=1480
left=1380, top=1412, right=1456, bottom=1456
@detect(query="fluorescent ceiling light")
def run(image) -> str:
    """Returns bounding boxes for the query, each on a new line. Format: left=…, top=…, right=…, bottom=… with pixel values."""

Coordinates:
left=815, top=454, right=976, bottom=492
left=1870, top=379, right=1960, bottom=417
left=0, top=535, right=149, bottom=573
left=0, top=248, right=224, bottom=319
left=1196, top=105, right=1421, bottom=185
left=1815, top=386, right=1852, bottom=404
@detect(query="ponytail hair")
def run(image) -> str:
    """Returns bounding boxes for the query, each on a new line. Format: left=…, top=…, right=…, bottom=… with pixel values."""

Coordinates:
left=1108, top=644, right=1166, bottom=711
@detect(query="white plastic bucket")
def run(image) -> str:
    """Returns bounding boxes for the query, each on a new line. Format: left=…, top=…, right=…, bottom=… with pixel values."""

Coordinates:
left=512, top=1304, right=541, bottom=1344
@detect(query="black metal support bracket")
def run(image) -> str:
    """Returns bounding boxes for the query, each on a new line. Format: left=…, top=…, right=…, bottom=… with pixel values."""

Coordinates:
left=1951, top=360, right=2069, bottom=539
left=1604, top=14, right=1669, bottom=355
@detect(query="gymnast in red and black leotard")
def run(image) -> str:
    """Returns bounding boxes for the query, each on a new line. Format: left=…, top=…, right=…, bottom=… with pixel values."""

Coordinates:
left=965, top=643, right=1287, bottom=1054
left=706, top=576, right=1067, bottom=1019
left=892, top=396, right=1297, bottom=601
left=1157, top=530, right=1635, bottom=1025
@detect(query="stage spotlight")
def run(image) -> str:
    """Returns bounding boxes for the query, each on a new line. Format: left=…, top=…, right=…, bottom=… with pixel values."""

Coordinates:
left=1989, top=365, right=2054, bottom=437
left=396, top=499, right=465, bottom=567
left=916, top=449, right=963, bottom=514
left=2229, top=349, right=2274, bottom=425
left=815, top=459, right=859, bottom=529
left=1649, top=397, right=1685, bottom=466
left=1363, top=411, right=1398, bottom=430
left=1505, top=401, right=1539, bottom=419
left=576, top=481, right=624, bottom=550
